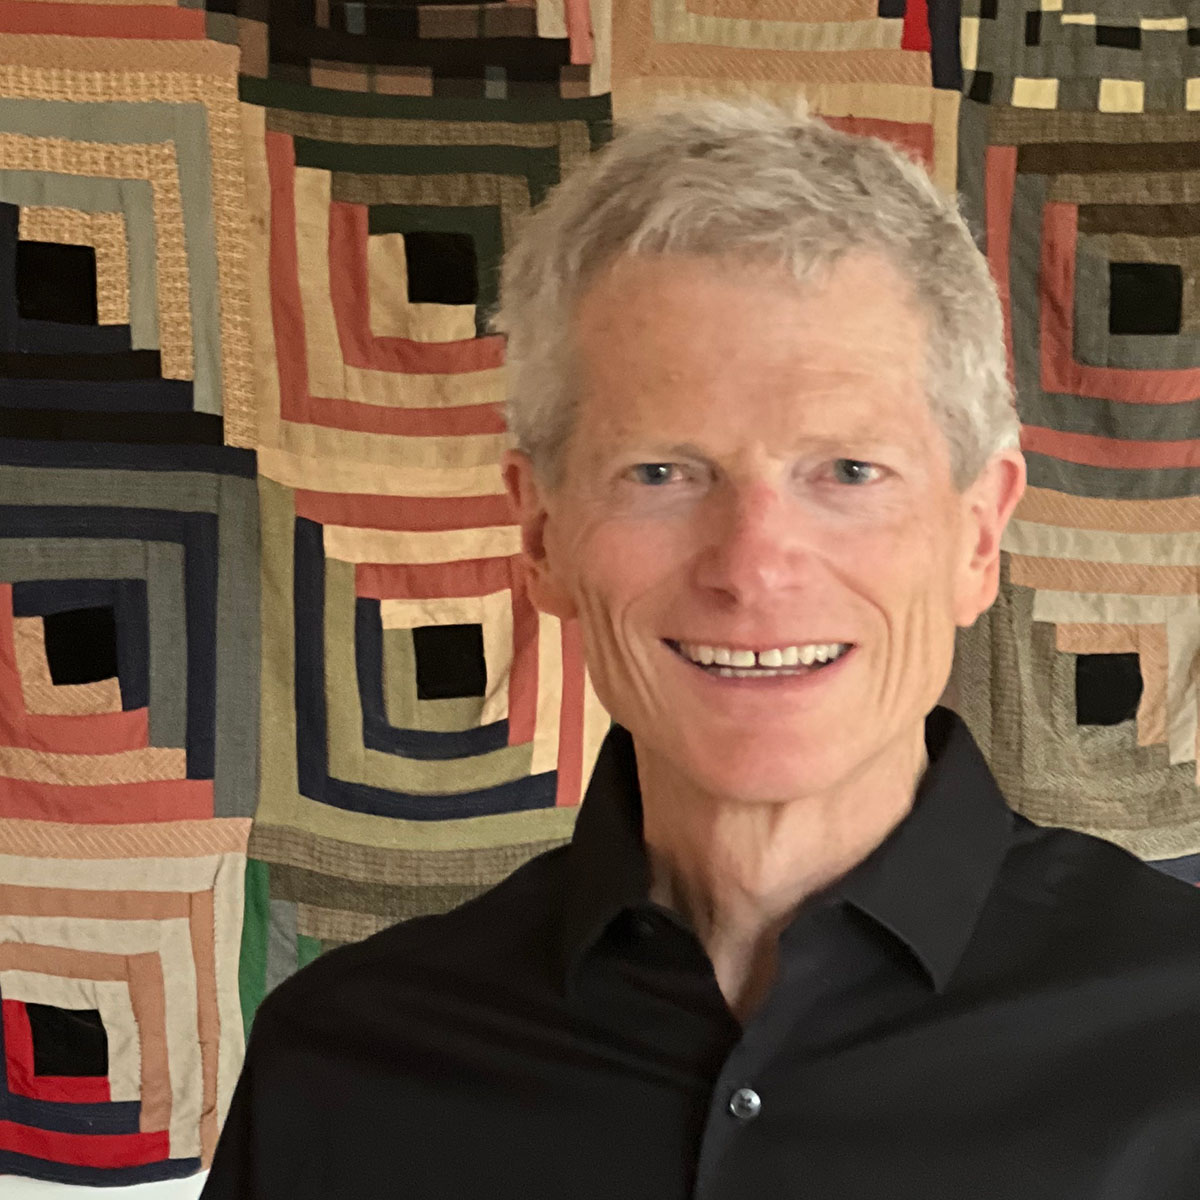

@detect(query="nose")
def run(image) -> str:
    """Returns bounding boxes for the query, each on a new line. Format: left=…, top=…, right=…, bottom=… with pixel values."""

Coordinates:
left=692, top=478, right=812, bottom=607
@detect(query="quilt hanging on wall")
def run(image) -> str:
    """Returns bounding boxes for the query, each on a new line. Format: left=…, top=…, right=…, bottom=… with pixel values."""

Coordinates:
left=0, top=0, right=1197, bottom=1186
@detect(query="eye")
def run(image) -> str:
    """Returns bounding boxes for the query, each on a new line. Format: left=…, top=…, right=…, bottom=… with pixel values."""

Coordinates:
left=831, top=459, right=882, bottom=485
left=628, top=463, right=683, bottom=486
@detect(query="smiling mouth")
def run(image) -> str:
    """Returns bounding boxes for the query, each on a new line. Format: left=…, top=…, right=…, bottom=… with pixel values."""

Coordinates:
left=662, top=639, right=854, bottom=678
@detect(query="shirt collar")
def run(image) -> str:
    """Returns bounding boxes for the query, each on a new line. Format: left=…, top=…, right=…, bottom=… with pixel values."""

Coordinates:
left=558, top=705, right=1016, bottom=998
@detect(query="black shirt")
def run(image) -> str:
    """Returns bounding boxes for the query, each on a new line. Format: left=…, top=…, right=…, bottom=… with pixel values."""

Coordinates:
left=202, top=706, right=1200, bottom=1199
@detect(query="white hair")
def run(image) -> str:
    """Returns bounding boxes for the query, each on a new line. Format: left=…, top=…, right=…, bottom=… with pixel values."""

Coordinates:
left=491, top=98, right=1020, bottom=493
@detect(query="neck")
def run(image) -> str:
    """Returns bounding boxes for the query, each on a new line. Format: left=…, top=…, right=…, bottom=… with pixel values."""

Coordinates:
left=637, top=728, right=929, bottom=1022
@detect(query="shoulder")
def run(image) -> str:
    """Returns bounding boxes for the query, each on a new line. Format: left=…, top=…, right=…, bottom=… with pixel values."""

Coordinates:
left=252, top=842, right=572, bottom=1039
left=994, top=816, right=1200, bottom=977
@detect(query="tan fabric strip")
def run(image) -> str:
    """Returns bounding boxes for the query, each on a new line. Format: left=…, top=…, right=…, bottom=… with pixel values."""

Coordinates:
left=0, top=817, right=252, bottom=859
left=1009, top=555, right=1196, bottom=596
left=1016, top=485, right=1200, bottom=532
left=0, top=884, right=188, bottom=920
left=0, top=745, right=187, bottom=784
left=1050, top=170, right=1200, bottom=205
left=295, top=902, right=393, bottom=943
left=248, top=821, right=570, bottom=886
left=12, top=615, right=122, bottom=715
left=189, top=889, right=221, bottom=1163
left=688, top=0, right=877, bottom=18
left=990, top=106, right=1200, bottom=145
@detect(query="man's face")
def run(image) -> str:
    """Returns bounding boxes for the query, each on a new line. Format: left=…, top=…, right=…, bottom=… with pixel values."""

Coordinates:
left=505, top=251, right=1025, bottom=805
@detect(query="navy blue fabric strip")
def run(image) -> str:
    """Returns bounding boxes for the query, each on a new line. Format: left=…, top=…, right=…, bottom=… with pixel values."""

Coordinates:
left=354, top=595, right=510, bottom=760
left=0, top=504, right=217, bottom=777
left=16, top=318, right=133, bottom=356
left=0, top=410, right=222, bottom=444
left=12, top=577, right=150, bottom=711
left=0, top=440, right=257, bottom=477
left=0, top=201, right=20, bottom=353
left=293, top=515, right=557, bottom=818
left=0, top=350, right=165, bottom=380
left=0, top=379, right=195, bottom=411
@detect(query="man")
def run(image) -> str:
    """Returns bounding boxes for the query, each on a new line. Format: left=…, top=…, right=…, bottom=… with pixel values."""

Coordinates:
left=202, top=102, right=1200, bottom=1199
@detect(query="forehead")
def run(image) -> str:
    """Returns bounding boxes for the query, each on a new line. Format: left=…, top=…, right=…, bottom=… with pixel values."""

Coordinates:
left=570, top=251, right=931, bottom=449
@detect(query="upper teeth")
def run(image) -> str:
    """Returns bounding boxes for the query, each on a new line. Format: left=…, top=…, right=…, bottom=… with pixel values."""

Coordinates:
left=677, top=642, right=850, bottom=668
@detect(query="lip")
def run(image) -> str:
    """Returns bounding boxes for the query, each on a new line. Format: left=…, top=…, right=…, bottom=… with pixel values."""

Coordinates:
left=663, top=638, right=857, bottom=694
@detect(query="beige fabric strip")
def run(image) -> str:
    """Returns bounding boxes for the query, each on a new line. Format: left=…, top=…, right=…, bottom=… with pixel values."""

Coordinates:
left=257, top=447, right=504, bottom=497
left=323, top=523, right=520, bottom=563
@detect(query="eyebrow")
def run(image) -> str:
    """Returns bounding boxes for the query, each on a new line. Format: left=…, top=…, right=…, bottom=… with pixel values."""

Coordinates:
left=634, top=436, right=907, bottom=459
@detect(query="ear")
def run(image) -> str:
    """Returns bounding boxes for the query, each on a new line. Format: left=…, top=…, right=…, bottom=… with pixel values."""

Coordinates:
left=501, top=449, right=578, bottom=622
left=953, top=447, right=1027, bottom=628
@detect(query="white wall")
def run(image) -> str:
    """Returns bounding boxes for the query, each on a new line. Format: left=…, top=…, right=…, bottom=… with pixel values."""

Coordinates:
left=4, top=1172, right=206, bottom=1199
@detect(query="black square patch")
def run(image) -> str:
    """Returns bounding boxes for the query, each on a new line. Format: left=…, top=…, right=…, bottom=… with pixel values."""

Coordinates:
left=403, top=230, right=478, bottom=306
left=26, top=1003, right=109, bottom=1077
left=43, top=605, right=119, bottom=685
left=1076, top=653, right=1143, bottom=726
left=1108, top=262, right=1183, bottom=335
left=412, top=623, right=487, bottom=700
left=16, top=241, right=99, bottom=325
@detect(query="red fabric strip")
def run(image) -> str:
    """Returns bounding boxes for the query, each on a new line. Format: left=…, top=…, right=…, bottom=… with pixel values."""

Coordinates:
left=0, top=2, right=204, bottom=37
left=2, top=1000, right=37, bottom=1096
left=1040, top=202, right=1200, bottom=403
left=505, top=561, right=539, bottom=746
left=565, top=0, right=594, bottom=64
left=357, top=557, right=513, bottom=600
left=288, top=393, right=507, bottom=437
left=984, top=143, right=1018, bottom=387
left=294, top=489, right=511, bottom=532
left=554, top=618, right=586, bottom=807
left=0, top=777, right=213, bottom=823
left=327, top=200, right=505, bottom=374
left=0, top=1120, right=169, bottom=1168
left=901, top=0, right=932, bottom=51
left=822, top=116, right=933, bottom=169
left=1020, top=424, right=1200, bottom=469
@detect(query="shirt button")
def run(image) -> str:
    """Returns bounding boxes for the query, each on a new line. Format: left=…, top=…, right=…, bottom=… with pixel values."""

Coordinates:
left=728, top=1087, right=762, bottom=1120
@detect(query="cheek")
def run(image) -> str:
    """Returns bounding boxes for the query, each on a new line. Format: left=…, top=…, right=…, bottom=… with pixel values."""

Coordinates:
left=564, top=520, right=690, bottom=631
